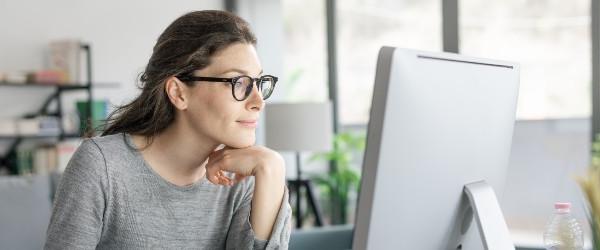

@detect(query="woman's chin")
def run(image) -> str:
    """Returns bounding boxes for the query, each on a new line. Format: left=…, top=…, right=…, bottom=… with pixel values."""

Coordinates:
left=224, top=138, right=255, bottom=149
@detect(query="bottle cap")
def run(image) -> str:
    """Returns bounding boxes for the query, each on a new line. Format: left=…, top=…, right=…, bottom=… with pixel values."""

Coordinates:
left=555, top=202, right=571, bottom=212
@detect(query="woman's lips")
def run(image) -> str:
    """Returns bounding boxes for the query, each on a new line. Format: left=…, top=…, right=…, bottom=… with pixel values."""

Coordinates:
left=237, top=120, right=257, bottom=128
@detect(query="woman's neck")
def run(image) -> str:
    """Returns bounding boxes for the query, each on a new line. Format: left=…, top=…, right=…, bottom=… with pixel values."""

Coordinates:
left=132, top=123, right=219, bottom=187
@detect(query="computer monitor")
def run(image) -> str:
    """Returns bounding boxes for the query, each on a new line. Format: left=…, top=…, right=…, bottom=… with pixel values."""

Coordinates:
left=352, top=47, right=520, bottom=250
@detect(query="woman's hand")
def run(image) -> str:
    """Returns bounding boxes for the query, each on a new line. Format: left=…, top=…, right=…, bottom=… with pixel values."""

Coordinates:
left=207, top=145, right=287, bottom=239
left=205, top=145, right=284, bottom=186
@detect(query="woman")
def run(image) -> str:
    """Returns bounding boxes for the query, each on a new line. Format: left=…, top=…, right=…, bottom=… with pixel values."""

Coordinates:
left=45, top=10, right=291, bottom=249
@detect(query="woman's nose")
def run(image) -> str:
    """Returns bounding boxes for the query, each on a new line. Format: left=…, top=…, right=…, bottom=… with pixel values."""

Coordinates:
left=246, top=83, right=265, bottom=110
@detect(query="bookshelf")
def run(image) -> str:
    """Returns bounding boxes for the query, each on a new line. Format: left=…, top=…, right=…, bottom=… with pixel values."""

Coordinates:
left=0, top=44, right=118, bottom=174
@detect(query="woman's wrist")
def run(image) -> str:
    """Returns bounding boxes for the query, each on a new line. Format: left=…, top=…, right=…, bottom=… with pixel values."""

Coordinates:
left=254, top=149, right=285, bottom=178
left=250, top=149, right=286, bottom=239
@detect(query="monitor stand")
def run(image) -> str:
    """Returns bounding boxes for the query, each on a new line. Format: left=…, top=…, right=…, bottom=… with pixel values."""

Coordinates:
left=451, top=180, right=515, bottom=250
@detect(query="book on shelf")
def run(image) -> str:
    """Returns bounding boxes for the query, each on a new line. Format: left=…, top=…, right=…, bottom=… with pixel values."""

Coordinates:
left=0, top=70, right=68, bottom=85
left=32, top=145, right=58, bottom=175
left=0, top=119, right=17, bottom=135
left=56, top=140, right=78, bottom=172
left=47, top=39, right=85, bottom=85
left=0, top=117, right=61, bottom=136
left=14, top=140, right=79, bottom=175
left=29, top=70, right=68, bottom=84
left=1, top=39, right=88, bottom=85
left=0, top=72, right=28, bottom=83
left=76, top=99, right=109, bottom=134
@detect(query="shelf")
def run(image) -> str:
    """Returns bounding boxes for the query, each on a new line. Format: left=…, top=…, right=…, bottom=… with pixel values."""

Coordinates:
left=1, top=43, right=100, bottom=175
left=0, top=81, right=119, bottom=90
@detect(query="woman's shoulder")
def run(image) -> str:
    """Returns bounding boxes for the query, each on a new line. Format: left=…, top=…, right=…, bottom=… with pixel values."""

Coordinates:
left=76, top=133, right=137, bottom=170
left=89, top=133, right=128, bottom=148
left=85, top=133, right=134, bottom=156
left=60, top=137, right=109, bottom=183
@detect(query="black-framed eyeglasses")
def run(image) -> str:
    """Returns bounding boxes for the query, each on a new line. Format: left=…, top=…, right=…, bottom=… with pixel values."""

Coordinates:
left=177, top=75, right=278, bottom=101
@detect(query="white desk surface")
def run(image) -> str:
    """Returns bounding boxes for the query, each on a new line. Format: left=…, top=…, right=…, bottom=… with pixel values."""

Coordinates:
left=511, top=228, right=592, bottom=249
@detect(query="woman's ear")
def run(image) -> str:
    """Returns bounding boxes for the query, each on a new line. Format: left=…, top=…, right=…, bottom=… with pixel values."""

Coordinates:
left=165, top=77, right=189, bottom=110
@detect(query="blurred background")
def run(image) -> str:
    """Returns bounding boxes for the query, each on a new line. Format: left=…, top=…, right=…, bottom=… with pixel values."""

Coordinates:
left=0, top=0, right=597, bottom=249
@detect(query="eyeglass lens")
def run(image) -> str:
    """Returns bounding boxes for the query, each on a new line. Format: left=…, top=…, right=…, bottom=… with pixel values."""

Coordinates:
left=233, top=76, right=275, bottom=100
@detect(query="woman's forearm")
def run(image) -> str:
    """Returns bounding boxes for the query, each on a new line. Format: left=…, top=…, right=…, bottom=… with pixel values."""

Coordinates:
left=250, top=156, right=286, bottom=240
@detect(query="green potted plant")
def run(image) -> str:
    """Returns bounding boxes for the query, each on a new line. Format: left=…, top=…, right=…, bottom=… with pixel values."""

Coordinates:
left=310, top=131, right=365, bottom=225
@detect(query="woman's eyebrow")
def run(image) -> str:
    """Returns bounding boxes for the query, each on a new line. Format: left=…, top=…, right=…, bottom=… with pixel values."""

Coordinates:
left=220, top=68, right=264, bottom=76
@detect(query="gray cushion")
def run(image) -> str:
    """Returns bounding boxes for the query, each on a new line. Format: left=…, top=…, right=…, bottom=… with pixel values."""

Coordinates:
left=0, top=175, right=53, bottom=250
left=289, top=225, right=353, bottom=250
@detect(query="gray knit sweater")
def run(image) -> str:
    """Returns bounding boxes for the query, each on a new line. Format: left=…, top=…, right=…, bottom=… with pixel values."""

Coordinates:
left=44, top=133, right=291, bottom=249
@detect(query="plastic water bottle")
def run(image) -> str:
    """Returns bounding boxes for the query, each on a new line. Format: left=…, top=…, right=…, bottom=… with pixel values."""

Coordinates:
left=543, top=202, right=584, bottom=250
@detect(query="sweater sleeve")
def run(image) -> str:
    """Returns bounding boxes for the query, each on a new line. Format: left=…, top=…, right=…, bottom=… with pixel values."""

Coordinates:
left=44, top=139, right=108, bottom=250
left=225, top=177, right=292, bottom=250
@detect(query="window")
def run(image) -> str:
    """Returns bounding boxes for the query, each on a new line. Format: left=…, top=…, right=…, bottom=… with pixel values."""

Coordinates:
left=460, top=0, right=591, bottom=119
left=337, top=0, right=442, bottom=125
left=281, top=0, right=329, bottom=102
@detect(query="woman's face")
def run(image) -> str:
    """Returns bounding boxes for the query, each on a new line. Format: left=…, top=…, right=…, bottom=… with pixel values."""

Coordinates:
left=182, top=42, right=265, bottom=148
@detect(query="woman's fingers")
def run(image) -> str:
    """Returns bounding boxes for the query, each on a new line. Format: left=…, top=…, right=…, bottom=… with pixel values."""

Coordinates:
left=207, top=152, right=235, bottom=186
left=217, top=170, right=233, bottom=186
left=221, top=176, right=233, bottom=186
left=206, top=168, right=220, bottom=185
left=206, top=166, right=243, bottom=187
left=234, top=173, right=247, bottom=183
left=207, top=169, right=231, bottom=186
left=205, top=145, right=255, bottom=186
left=206, top=146, right=227, bottom=185
left=205, top=158, right=222, bottom=185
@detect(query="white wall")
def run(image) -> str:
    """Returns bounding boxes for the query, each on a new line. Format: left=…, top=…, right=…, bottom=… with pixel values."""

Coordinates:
left=0, top=0, right=217, bottom=154
left=0, top=0, right=286, bottom=155
left=0, top=0, right=223, bottom=109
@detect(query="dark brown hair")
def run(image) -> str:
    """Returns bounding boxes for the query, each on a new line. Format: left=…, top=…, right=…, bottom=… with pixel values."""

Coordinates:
left=101, top=10, right=257, bottom=142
